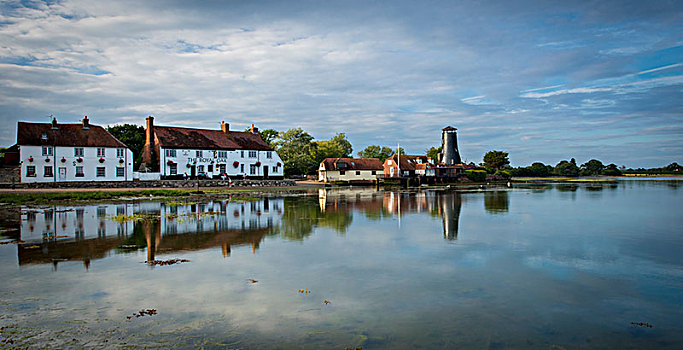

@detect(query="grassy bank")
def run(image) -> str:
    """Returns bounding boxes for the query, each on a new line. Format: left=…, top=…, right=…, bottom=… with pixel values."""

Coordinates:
left=0, top=189, right=191, bottom=205
left=0, top=185, right=319, bottom=205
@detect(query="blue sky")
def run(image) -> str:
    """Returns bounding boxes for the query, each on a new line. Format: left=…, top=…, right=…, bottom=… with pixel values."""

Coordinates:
left=0, top=0, right=681, bottom=167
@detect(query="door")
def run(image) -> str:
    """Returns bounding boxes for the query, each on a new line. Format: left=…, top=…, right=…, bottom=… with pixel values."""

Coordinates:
left=263, top=166, right=269, bottom=179
left=191, top=165, right=196, bottom=178
left=58, top=167, right=66, bottom=180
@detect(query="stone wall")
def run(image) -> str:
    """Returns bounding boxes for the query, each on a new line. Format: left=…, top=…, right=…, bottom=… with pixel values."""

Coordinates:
left=0, top=166, right=20, bottom=185
left=0, top=178, right=296, bottom=189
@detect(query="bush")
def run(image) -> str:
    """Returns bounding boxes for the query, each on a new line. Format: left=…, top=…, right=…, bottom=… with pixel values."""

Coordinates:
left=464, top=170, right=487, bottom=182
left=494, top=170, right=511, bottom=179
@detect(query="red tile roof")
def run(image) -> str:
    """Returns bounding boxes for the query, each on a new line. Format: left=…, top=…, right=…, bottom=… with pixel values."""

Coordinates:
left=320, top=158, right=383, bottom=171
left=154, top=126, right=273, bottom=151
left=385, top=154, right=430, bottom=171
left=17, top=122, right=127, bottom=148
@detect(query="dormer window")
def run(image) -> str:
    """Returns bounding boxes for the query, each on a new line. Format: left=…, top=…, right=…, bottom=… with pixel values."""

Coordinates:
left=41, top=133, right=47, bottom=140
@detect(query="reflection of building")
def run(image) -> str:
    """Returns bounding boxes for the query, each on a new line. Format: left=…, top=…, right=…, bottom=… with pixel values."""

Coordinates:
left=318, top=158, right=384, bottom=183
left=12, top=116, right=134, bottom=183
left=318, top=189, right=462, bottom=239
left=142, top=117, right=283, bottom=179
left=438, top=192, right=462, bottom=240
left=15, top=198, right=283, bottom=268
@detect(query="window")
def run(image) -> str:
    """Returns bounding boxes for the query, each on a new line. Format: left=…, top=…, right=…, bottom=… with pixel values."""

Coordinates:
left=340, top=170, right=346, bottom=175
left=96, top=167, right=105, bottom=177
left=217, top=151, right=227, bottom=158
left=42, top=146, right=53, bottom=156
left=97, top=148, right=106, bottom=157
left=218, top=164, right=226, bottom=174
left=248, top=151, right=257, bottom=158
left=250, top=164, right=256, bottom=175
left=41, top=133, right=47, bottom=140
left=117, top=148, right=124, bottom=157
left=165, top=149, right=176, bottom=157
left=198, top=165, right=204, bottom=173
left=26, top=166, right=36, bottom=177
left=208, top=165, right=213, bottom=172
left=169, top=164, right=177, bottom=175
left=196, top=150, right=202, bottom=157
left=44, top=166, right=53, bottom=177
left=372, top=171, right=376, bottom=175
left=240, top=164, right=244, bottom=173
left=240, top=150, right=244, bottom=158
left=76, top=166, right=84, bottom=177
left=74, top=147, right=84, bottom=157
left=356, top=171, right=361, bottom=176
left=266, top=151, right=272, bottom=159
left=116, top=167, right=125, bottom=177
left=387, top=160, right=393, bottom=165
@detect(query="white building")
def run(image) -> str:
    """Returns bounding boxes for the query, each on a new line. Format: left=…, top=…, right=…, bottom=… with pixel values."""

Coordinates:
left=142, top=117, right=284, bottom=179
left=318, top=158, right=384, bottom=183
left=15, top=116, right=134, bottom=183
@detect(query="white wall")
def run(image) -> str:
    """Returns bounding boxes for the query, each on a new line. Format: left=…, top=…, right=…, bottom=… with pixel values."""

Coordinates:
left=321, top=169, right=380, bottom=182
left=160, top=147, right=284, bottom=178
left=19, top=145, right=134, bottom=183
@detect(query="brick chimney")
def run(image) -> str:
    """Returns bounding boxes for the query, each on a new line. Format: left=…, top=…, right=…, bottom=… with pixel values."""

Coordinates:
left=221, top=121, right=230, bottom=134
left=250, top=124, right=259, bottom=134
left=142, top=116, right=158, bottom=171
left=51, top=116, right=58, bottom=130
left=82, top=116, right=90, bottom=129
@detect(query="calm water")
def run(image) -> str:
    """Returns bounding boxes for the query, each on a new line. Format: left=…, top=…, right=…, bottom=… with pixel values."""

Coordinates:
left=0, top=181, right=682, bottom=349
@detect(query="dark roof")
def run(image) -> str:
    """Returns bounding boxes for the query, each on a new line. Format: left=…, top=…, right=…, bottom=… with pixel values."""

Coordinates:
left=442, top=126, right=457, bottom=131
left=320, top=158, right=383, bottom=171
left=17, top=122, right=128, bottom=148
left=385, top=154, right=430, bottom=171
left=154, top=126, right=273, bottom=151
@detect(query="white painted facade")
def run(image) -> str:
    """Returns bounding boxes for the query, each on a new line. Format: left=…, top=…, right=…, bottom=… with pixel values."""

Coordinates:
left=159, top=147, right=283, bottom=179
left=19, top=145, right=134, bottom=183
left=318, top=165, right=380, bottom=182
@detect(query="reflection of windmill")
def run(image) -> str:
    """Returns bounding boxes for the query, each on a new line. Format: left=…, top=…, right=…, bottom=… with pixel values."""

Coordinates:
left=439, top=192, right=462, bottom=240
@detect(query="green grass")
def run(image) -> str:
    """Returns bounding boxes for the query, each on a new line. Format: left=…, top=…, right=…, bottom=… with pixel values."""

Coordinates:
left=0, top=189, right=190, bottom=205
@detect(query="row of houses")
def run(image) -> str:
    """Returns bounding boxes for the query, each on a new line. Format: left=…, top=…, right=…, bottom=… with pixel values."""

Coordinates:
left=4, top=116, right=283, bottom=183
left=318, top=126, right=478, bottom=183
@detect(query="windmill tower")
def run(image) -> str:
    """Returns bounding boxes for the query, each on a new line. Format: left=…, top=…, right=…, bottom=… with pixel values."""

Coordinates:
left=441, top=126, right=462, bottom=165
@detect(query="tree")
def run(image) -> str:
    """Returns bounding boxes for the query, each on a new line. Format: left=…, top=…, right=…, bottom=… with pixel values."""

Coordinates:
left=310, top=132, right=353, bottom=165
left=258, top=129, right=279, bottom=147
left=555, top=160, right=579, bottom=177
left=666, top=162, right=682, bottom=173
left=107, top=124, right=145, bottom=169
left=483, top=150, right=509, bottom=170
left=603, top=163, right=622, bottom=176
left=274, top=128, right=316, bottom=177
left=528, top=162, right=553, bottom=177
left=425, top=146, right=442, bottom=161
left=357, top=145, right=394, bottom=162
left=580, top=159, right=604, bottom=176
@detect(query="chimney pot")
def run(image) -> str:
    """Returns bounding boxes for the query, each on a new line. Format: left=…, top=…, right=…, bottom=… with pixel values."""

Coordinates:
left=82, top=116, right=89, bottom=129
left=221, top=121, right=230, bottom=134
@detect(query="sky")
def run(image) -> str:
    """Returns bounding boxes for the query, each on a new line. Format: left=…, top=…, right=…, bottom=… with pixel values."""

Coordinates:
left=0, top=0, right=681, bottom=168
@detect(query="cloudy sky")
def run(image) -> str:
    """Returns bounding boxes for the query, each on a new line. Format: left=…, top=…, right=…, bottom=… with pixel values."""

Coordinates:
left=1, top=0, right=681, bottom=167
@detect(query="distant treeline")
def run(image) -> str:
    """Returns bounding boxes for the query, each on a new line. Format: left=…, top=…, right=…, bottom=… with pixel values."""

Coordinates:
left=506, top=159, right=682, bottom=177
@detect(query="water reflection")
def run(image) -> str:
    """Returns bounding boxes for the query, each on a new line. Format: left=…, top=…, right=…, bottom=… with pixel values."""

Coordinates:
left=317, top=189, right=464, bottom=240
left=16, top=198, right=284, bottom=268
left=484, top=190, right=509, bottom=214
